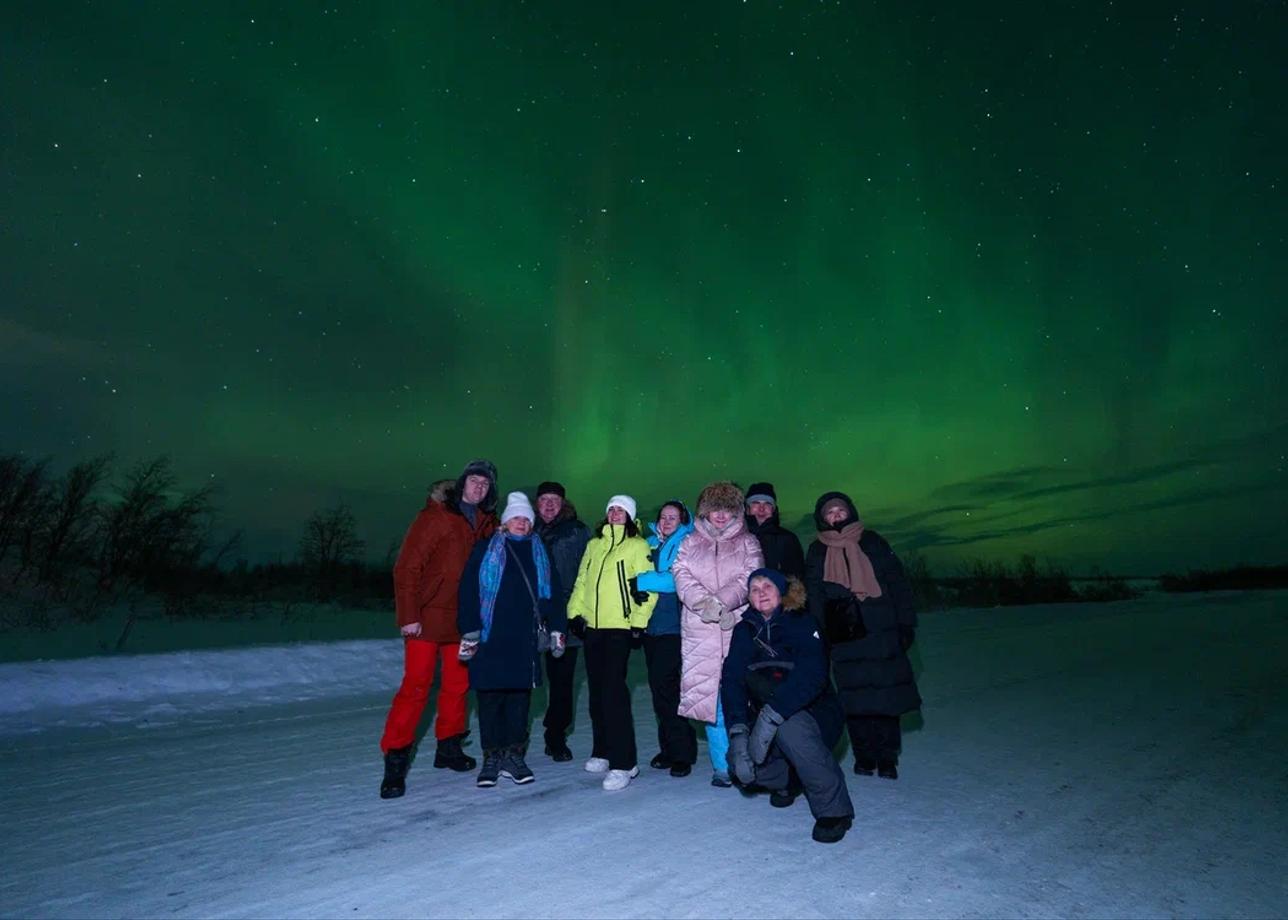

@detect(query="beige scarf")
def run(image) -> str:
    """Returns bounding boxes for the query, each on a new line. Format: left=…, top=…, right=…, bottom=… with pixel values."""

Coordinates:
left=816, top=521, right=883, bottom=600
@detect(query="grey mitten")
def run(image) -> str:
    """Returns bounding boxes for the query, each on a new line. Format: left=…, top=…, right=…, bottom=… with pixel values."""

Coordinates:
left=748, top=705, right=785, bottom=764
left=695, top=596, right=722, bottom=623
left=728, top=724, right=756, bottom=785
left=718, top=606, right=737, bottom=630
left=457, top=631, right=481, bottom=661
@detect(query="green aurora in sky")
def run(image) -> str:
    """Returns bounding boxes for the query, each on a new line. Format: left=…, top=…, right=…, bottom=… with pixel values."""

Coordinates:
left=2, top=2, right=1285, bottom=573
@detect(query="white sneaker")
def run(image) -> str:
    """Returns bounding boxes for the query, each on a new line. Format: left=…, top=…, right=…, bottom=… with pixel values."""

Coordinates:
left=583, top=757, right=610, bottom=773
left=602, top=766, right=639, bottom=791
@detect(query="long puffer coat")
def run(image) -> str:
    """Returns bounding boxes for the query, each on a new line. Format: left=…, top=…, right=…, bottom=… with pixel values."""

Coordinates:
left=673, top=514, right=763, bottom=723
left=805, top=491, right=921, bottom=717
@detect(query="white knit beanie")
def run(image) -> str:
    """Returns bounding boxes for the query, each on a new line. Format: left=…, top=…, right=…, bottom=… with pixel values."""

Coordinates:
left=501, top=491, right=535, bottom=525
left=605, top=494, right=637, bottom=521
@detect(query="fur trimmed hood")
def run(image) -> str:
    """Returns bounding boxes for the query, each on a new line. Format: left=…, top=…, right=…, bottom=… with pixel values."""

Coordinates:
left=781, top=576, right=807, bottom=612
left=696, top=480, right=745, bottom=517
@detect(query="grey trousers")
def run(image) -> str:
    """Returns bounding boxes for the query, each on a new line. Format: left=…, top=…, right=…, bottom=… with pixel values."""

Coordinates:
left=756, top=711, right=854, bottom=820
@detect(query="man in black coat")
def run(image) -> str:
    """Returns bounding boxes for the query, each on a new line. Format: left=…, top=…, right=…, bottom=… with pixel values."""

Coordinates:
left=534, top=481, right=591, bottom=761
left=723, top=568, right=854, bottom=844
left=744, top=482, right=806, bottom=581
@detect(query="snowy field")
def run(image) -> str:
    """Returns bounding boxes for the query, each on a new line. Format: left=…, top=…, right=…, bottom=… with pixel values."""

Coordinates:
left=2, top=591, right=1286, bottom=919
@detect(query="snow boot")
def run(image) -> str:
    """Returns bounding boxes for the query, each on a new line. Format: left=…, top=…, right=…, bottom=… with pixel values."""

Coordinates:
left=476, top=750, right=502, bottom=787
left=435, top=735, right=477, bottom=772
left=812, top=816, right=853, bottom=844
left=545, top=741, right=573, bottom=762
left=602, top=766, right=639, bottom=791
left=380, top=745, right=412, bottom=799
left=770, top=781, right=803, bottom=808
left=649, top=752, right=670, bottom=770
left=853, top=756, right=877, bottom=776
left=710, top=771, right=733, bottom=788
left=877, top=759, right=899, bottom=780
left=669, top=762, right=692, bottom=778
left=500, top=745, right=535, bottom=784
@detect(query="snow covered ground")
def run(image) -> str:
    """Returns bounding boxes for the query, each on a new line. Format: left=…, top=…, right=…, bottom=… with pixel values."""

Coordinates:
left=2, top=590, right=1285, bottom=919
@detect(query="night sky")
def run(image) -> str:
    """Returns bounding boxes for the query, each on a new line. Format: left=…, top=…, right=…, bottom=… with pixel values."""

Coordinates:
left=3, top=2, right=1285, bottom=573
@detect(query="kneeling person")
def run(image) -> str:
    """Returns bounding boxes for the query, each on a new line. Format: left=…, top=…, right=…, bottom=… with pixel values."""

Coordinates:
left=722, top=568, right=855, bottom=843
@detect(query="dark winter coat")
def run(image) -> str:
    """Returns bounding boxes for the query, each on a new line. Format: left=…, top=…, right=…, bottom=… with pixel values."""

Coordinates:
left=745, top=512, right=806, bottom=581
left=536, top=502, right=591, bottom=648
left=457, top=535, right=566, bottom=691
left=720, top=581, right=844, bottom=743
left=805, top=491, right=921, bottom=717
left=392, top=484, right=498, bottom=643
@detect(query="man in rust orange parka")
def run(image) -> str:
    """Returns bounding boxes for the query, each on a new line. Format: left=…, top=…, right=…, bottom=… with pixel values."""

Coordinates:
left=379, top=459, right=499, bottom=799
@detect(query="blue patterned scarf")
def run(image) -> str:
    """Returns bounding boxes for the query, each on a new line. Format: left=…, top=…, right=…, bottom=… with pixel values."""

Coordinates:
left=479, top=532, right=551, bottom=641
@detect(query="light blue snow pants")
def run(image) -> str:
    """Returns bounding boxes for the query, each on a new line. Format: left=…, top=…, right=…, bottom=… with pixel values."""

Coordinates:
left=705, top=697, right=729, bottom=774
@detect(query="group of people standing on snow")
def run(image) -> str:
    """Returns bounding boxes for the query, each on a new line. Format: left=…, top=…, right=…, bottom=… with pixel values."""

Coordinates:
left=376, top=459, right=921, bottom=844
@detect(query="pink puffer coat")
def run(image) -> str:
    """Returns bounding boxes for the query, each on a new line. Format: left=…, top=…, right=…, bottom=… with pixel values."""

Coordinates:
left=672, top=516, right=763, bottom=722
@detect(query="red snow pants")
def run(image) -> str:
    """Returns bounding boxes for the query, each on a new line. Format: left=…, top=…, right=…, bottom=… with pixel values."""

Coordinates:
left=379, top=638, right=469, bottom=752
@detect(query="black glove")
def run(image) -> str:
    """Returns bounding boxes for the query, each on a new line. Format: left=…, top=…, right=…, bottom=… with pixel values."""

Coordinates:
left=627, top=576, right=649, bottom=605
left=824, top=595, right=867, bottom=644
left=899, top=626, right=915, bottom=652
left=568, top=616, right=588, bottom=640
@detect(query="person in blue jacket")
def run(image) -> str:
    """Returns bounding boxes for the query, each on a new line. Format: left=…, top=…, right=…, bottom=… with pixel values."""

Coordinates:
left=722, top=567, right=855, bottom=844
left=458, top=492, right=567, bottom=788
left=635, top=500, right=697, bottom=777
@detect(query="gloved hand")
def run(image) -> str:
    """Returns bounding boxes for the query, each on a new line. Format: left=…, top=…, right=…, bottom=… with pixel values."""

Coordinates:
left=748, top=705, right=785, bottom=764
left=549, top=631, right=566, bottom=658
left=457, top=631, right=481, bottom=661
left=718, top=607, right=738, bottom=630
left=400, top=622, right=422, bottom=638
left=627, top=576, right=649, bottom=606
left=568, top=616, right=588, bottom=640
left=899, top=626, right=915, bottom=652
left=696, top=596, right=725, bottom=624
left=727, top=724, right=756, bottom=786
left=630, top=626, right=645, bottom=641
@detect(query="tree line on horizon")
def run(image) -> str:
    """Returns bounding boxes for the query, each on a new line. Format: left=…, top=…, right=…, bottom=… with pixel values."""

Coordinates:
left=2, top=452, right=1283, bottom=638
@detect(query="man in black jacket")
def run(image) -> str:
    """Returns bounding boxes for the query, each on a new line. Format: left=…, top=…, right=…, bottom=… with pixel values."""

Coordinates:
left=744, top=482, right=806, bottom=581
left=723, top=568, right=854, bottom=843
left=534, top=481, right=591, bottom=761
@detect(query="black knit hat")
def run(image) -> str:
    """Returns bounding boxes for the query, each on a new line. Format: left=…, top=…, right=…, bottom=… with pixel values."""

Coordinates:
left=536, top=480, right=566, bottom=499
left=745, top=482, right=777, bottom=506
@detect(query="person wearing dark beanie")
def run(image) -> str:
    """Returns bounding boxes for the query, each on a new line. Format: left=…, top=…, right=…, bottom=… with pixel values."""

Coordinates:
left=744, top=482, right=806, bottom=581
left=377, top=459, right=499, bottom=798
left=534, top=480, right=590, bottom=761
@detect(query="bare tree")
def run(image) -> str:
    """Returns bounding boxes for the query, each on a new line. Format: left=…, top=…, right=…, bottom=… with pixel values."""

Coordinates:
left=299, top=503, right=365, bottom=593
left=96, top=456, right=217, bottom=595
left=38, top=455, right=110, bottom=585
left=0, top=455, right=50, bottom=573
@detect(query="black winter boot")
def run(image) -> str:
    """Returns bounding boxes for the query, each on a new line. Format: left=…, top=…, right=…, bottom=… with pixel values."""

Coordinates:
left=812, top=816, right=853, bottom=844
left=545, top=740, right=573, bottom=762
left=854, top=756, right=877, bottom=776
left=500, top=745, right=535, bottom=784
left=435, top=735, right=477, bottom=772
left=877, top=759, right=899, bottom=780
left=649, top=752, right=670, bottom=770
left=380, top=745, right=412, bottom=799
left=770, top=780, right=803, bottom=808
left=477, top=750, right=502, bottom=787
